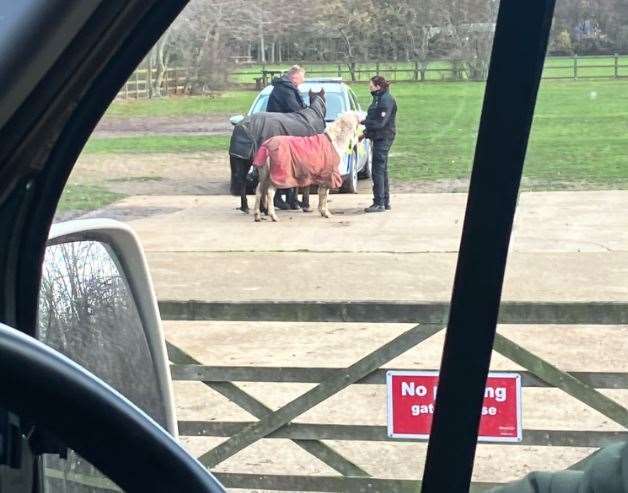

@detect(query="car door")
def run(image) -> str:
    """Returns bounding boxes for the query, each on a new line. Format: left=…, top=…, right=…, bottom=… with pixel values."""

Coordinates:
left=0, top=1, right=223, bottom=491
left=348, top=88, right=369, bottom=169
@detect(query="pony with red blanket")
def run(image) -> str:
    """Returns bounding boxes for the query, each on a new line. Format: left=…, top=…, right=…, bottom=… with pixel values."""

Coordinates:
left=252, top=112, right=361, bottom=222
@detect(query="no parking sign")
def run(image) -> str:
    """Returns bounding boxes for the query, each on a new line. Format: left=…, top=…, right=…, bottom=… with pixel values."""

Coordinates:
left=387, top=371, right=522, bottom=442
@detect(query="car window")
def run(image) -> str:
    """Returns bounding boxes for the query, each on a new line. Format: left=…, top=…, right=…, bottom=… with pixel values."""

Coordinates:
left=348, top=90, right=358, bottom=110
left=251, top=91, right=345, bottom=120
left=250, top=94, right=269, bottom=114
left=49, top=0, right=530, bottom=489
left=301, top=91, right=344, bottom=120
left=43, top=451, right=123, bottom=493
left=468, top=2, right=628, bottom=485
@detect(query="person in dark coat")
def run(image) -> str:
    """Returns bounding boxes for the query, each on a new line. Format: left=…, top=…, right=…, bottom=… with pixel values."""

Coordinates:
left=266, top=65, right=306, bottom=210
left=361, top=75, right=397, bottom=213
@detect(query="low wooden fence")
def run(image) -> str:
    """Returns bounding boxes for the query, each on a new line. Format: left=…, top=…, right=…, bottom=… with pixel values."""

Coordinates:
left=116, top=55, right=628, bottom=99
left=163, top=301, right=628, bottom=492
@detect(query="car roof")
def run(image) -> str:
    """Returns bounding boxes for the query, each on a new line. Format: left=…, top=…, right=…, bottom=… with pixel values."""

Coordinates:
left=258, top=78, right=348, bottom=96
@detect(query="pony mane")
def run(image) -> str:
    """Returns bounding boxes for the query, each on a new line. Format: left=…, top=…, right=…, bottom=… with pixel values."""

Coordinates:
left=326, top=111, right=359, bottom=146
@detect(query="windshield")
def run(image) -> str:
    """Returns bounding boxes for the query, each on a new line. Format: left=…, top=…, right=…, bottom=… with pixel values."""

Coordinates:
left=251, top=91, right=345, bottom=120
left=51, top=0, right=628, bottom=490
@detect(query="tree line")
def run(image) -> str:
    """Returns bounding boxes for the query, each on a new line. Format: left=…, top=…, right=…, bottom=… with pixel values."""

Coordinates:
left=142, top=0, right=628, bottom=92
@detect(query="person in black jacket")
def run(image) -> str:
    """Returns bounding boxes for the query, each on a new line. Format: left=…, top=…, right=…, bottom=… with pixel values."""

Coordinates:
left=362, top=75, right=397, bottom=213
left=266, top=65, right=307, bottom=210
left=267, top=65, right=306, bottom=113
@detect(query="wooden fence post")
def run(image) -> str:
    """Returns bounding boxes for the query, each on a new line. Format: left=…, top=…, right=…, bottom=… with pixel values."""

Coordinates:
left=376, top=62, right=380, bottom=75
left=134, top=71, right=140, bottom=99
left=573, top=54, right=578, bottom=79
left=147, top=58, right=153, bottom=99
left=414, top=61, right=419, bottom=81
left=337, top=64, right=341, bottom=77
left=615, top=53, right=619, bottom=78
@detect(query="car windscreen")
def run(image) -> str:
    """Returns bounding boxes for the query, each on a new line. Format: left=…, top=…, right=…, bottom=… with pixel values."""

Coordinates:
left=251, top=91, right=345, bottom=120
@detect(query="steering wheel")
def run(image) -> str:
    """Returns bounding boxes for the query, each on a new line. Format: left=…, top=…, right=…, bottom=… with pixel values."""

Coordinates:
left=0, top=323, right=225, bottom=492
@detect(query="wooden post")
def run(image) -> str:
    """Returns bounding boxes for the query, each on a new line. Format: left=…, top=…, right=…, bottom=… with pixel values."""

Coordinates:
left=573, top=54, right=578, bottom=79
left=134, top=71, right=140, bottom=99
left=147, top=58, right=153, bottom=99
left=376, top=62, right=380, bottom=75
left=414, top=61, right=419, bottom=81
left=124, top=81, right=128, bottom=100
left=337, top=64, right=341, bottom=77
left=615, top=53, right=619, bottom=79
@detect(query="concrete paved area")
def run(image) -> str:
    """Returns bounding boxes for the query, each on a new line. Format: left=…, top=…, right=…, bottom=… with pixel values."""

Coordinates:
left=99, top=189, right=628, bottom=487
left=113, top=191, right=628, bottom=302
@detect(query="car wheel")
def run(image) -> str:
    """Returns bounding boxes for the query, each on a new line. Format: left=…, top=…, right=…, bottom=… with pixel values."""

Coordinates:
left=358, top=143, right=372, bottom=179
left=342, top=150, right=359, bottom=193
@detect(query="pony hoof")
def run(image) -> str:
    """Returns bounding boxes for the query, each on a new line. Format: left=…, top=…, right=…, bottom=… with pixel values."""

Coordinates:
left=271, top=215, right=279, bottom=222
left=303, top=207, right=312, bottom=213
left=254, top=214, right=261, bottom=222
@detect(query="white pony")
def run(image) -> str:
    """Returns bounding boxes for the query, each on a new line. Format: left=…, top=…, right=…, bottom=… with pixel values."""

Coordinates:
left=252, top=111, right=362, bottom=222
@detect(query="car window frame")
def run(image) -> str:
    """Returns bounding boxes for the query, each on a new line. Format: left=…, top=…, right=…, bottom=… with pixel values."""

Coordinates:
left=421, top=0, right=558, bottom=490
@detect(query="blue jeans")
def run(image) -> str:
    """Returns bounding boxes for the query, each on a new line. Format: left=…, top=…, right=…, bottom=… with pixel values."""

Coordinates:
left=372, top=139, right=393, bottom=206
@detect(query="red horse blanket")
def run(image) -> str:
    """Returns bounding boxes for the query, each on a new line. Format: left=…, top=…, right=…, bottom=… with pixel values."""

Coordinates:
left=252, top=134, right=343, bottom=189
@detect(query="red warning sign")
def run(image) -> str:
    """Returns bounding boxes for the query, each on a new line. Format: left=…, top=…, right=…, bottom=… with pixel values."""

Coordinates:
left=387, top=371, right=522, bottom=442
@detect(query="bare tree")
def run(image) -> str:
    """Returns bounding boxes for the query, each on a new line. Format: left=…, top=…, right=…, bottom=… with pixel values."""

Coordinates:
left=314, top=0, right=376, bottom=81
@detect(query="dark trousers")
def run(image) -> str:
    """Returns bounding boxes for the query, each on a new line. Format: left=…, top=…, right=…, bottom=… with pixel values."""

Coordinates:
left=372, top=138, right=393, bottom=206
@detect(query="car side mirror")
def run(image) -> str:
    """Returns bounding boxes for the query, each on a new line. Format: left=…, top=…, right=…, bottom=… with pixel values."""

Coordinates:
left=23, top=219, right=228, bottom=491
left=40, top=219, right=176, bottom=434
left=229, top=115, right=244, bottom=126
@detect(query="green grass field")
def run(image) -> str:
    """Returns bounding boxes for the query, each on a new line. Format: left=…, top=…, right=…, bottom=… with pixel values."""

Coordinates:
left=57, top=184, right=126, bottom=214
left=84, top=135, right=230, bottom=154
left=88, top=78, right=628, bottom=191
left=104, top=92, right=252, bottom=118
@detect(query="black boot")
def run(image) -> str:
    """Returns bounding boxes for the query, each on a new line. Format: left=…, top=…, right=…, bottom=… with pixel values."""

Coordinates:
left=274, top=194, right=289, bottom=211
left=364, top=203, right=385, bottom=213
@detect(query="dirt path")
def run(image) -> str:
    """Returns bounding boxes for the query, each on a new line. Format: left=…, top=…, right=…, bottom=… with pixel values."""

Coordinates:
left=73, top=151, right=471, bottom=200
left=93, top=115, right=232, bottom=137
